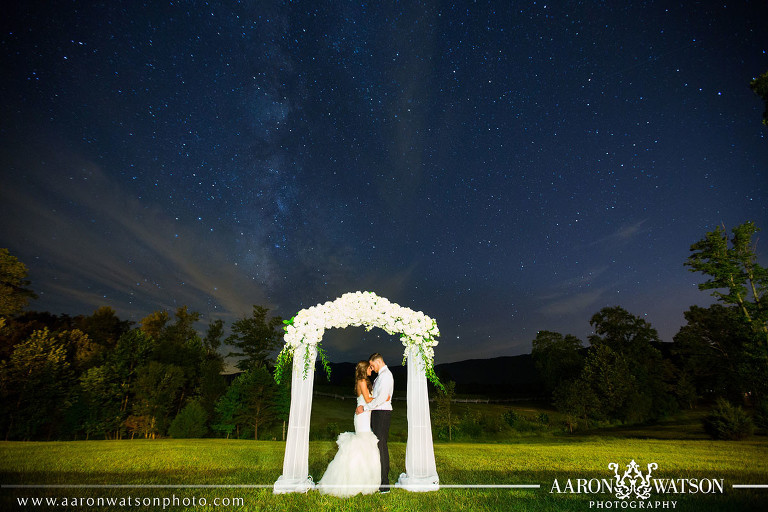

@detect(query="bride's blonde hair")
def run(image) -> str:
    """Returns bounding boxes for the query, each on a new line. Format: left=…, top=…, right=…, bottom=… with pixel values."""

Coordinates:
left=355, top=360, right=372, bottom=395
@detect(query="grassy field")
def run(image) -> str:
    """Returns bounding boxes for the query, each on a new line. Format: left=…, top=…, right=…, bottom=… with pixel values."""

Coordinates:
left=2, top=435, right=767, bottom=511
left=1, top=397, right=766, bottom=510
left=306, top=394, right=714, bottom=442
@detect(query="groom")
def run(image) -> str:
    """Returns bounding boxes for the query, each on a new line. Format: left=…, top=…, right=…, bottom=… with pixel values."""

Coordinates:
left=356, top=352, right=393, bottom=493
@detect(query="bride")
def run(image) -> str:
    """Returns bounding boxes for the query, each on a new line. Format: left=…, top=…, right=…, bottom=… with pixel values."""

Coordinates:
left=316, top=360, right=382, bottom=496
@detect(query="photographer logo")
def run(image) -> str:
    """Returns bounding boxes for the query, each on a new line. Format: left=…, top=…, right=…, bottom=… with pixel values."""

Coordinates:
left=549, top=459, right=724, bottom=509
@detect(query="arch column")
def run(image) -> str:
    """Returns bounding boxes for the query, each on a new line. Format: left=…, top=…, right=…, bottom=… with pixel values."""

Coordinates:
left=273, top=344, right=317, bottom=494
left=396, top=344, right=440, bottom=492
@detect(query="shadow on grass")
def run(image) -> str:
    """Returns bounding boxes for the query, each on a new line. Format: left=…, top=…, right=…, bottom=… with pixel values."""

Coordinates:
left=0, top=468, right=279, bottom=486
left=3, top=470, right=766, bottom=512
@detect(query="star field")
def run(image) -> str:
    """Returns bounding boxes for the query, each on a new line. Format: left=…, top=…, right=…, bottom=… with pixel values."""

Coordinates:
left=1, top=1, right=766, bottom=363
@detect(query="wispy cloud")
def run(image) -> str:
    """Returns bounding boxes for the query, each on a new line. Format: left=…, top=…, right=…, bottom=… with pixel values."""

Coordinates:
left=0, top=156, right=273, bottom=321
left=585, top=218, right=650, bottom=248
left=538, top=286, right=610, bottom=317
left=538, top=266, right=610, bottom=294
left=614, top=219, right=648, bottom=240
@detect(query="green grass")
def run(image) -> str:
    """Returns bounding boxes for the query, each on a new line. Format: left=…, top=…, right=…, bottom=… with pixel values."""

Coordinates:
left=306, top=394, right=717, bottom=442
left=2, top=437, right=767, bottom=511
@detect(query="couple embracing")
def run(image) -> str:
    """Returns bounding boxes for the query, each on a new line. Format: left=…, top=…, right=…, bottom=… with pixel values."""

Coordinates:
left=317, top=353, right=393, bottom=497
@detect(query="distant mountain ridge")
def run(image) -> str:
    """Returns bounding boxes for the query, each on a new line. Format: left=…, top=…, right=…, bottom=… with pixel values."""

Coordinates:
left=316, top=354, right=545, bottom=399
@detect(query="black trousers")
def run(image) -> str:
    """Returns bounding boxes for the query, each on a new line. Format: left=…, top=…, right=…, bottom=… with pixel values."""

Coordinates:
left=370, top=410, right=392, bottom=489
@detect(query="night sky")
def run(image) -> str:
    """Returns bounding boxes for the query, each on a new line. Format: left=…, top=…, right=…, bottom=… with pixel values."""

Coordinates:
left=1, top=1, right=766, bottom=365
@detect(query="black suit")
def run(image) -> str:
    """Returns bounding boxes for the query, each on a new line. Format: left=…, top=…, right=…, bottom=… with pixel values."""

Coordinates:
left=371, top=410, right=392, bottom=490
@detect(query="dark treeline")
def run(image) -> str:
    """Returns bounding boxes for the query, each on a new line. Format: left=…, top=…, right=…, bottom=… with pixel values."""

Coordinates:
left=528, top=304, right=766, bottom=434
left=0, top=280, right=289, bottom=441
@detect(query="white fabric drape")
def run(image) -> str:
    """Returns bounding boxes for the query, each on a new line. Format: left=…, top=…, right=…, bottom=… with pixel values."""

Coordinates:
left=396, top=345, right=440, bottom=492
left=273, top=343, right=439, bottom=493
left=273, top=345, right=317, bottom=494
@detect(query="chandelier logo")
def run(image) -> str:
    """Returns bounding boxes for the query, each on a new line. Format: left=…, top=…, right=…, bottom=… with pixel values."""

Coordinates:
left=608, top=460, right=657, bottom=500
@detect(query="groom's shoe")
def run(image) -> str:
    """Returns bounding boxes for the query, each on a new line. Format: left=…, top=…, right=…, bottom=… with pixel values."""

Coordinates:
left=379, top=485, right=390, bottom=494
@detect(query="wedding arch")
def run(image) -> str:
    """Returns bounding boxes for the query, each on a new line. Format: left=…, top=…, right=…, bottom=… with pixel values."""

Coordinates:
left=273, top=291, right=441, bottom=494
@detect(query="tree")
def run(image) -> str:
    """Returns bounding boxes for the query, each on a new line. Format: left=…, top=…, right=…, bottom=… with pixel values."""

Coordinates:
left=197, top=318, right=227, bottom=418
left=204, top=319, right=225, bottom=353
left=212, top=383, right=241, bottom=439
left=531, top=330, right=583, bottom=394
left=131, top=361, right=185, bottom=438
left=0, top=328, right=73, bottom=440
left=0, top=311, right=73, bottom=361
left=432, top=380, right=459, bottom=441
left=168, top=401, right=208, bottom=438
left=589, top=307, right=661, bottom=358
left=586, top=306, right=677, bottom=422
left=0, top=248, right=36, bottom=318
left=751, top=70, right=768, bottom=126
left=140, top=310, right=170, bottom=339
left=213, top=367, right=279, bottom=440
left=79, top=364, right=124, bottom=439
left=227, top=305, right=283, bottom=371
left=124, top=414, right=155, bottom=440
left=580, top=344, right=637, bottom=420
left=144, top=307, right=207, bottom=418
left=165, top=307, right=204, bottom=407
left=703, top=398, right=754, bottom=440
left=235, top=367, right=279, bottom=440
left=111, top=329, right=156, bottom=416
left=59, top=328, right=102, bottom=372
left=685, top=221, right=767, bottom=345
left=672, top=304, right=754, bottom=402
left=198, top=356, right=227, bottom=421
left=75, top=306, right=132, bottom=349
left=674, top=371, right=697, bottom=410
left=163, top=306, right=200, bottom=347
left=553, top=378, right=600, bottom=432
left=273, top=375, right=291, bottom=441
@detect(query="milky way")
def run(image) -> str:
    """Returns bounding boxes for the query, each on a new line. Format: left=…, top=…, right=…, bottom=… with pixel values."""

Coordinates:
left=1, top=1, right=766, bottom=363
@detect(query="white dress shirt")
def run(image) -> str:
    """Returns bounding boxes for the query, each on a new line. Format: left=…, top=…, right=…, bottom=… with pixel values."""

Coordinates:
left=364, top=364, right=393, bottom=411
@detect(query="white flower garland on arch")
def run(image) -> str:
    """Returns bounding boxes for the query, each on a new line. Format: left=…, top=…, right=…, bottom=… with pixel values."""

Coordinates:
left=274, top=291, right=442, bottom=389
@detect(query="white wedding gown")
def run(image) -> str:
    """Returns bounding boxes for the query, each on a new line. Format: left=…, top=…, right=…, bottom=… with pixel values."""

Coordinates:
left=316, top=395, right=381, bottom=497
